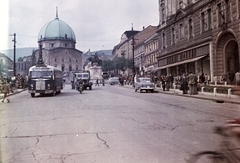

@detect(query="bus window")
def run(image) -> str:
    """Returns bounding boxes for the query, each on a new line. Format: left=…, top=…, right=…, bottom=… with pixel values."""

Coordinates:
left=30, top=71, right=52, bottom=78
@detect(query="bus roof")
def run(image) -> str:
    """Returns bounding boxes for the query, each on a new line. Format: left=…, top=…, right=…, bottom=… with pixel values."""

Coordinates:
left=29, top=65, right=62, bottom=72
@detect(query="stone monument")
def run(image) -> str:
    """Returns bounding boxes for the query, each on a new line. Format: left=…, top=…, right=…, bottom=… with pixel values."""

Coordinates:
left=87, top=53, right=103, bottom=81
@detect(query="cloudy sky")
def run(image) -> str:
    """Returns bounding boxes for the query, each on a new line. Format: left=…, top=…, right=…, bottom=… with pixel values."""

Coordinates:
left=0, top=0, right=159, bottom=52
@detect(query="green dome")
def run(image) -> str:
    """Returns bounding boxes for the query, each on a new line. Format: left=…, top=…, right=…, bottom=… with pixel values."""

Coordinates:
left=38, top=17, right=76, bottom=42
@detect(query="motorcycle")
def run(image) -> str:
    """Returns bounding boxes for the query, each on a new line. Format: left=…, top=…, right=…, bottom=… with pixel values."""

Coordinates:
left=77, top=84, right=83, bottom=94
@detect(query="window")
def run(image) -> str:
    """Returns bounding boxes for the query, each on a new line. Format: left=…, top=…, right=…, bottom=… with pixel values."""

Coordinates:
left=207, top=9, right=212, bottom=30
left=218, top=3, right=224, bottom=26
left=179, top=24, right=184, bottom=39
left=76, top=59, right=78, bottom=63
left=69, top=59, right=71, bottom=63
left=188, top=19, right=193, bottom=38
left=172, top=28, right=175, bottom=45
left=76, top=66, right=78, bottom=71
left=69, top=65, right=72, bottom=71
left=201, top=12, right=206, bottom=32
left=225, top=0, right=230, bottom=22
left=55, top=58, right=57, bottom=62
left=61, top=65, right=64, bottom=71
left=161, top=5, right=165, bottom=24
left=162, top=33, right=166, bottom=49
left=187, top=0, right=192, bottom=4
left=62, top=58, right=64, bottom=62
left=50, top=43, right=54, bottom=47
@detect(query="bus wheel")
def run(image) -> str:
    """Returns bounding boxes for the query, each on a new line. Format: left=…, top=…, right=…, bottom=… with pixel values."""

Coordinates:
left=89, top=86, right=92, bottom=90
left=31, top=93, right=35, bottom=97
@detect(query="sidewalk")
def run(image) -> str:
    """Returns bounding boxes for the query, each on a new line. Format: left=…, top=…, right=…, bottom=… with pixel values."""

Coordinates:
left=122, top=84, right=240, bottom=105
left=0, top=88, right=25, bottom=100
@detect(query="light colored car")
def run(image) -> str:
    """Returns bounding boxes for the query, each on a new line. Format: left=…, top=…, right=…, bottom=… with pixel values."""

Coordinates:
left=135, top=77, right=155, bottom=93
left=108, top=77, right=119, bottom=85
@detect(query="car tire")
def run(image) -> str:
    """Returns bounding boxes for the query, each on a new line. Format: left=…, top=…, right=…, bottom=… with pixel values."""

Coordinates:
left=135, top=89, right=137, bottom=92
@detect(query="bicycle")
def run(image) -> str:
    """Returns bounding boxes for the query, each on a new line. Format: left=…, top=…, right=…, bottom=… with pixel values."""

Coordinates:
left=188, top=119, right=240, bottom=163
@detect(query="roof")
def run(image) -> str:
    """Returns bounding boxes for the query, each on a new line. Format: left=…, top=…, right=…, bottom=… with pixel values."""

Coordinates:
left=123, top=30, right=140, bottom=39
left=38, top=16, right=76, bottom=42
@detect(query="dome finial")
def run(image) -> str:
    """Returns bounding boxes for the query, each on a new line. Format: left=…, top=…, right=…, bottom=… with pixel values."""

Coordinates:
left=56, top=7, right=58, bottom=19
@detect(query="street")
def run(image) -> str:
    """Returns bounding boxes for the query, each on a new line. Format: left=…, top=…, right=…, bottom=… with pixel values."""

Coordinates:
left=0, top=84, right=240, bottom=163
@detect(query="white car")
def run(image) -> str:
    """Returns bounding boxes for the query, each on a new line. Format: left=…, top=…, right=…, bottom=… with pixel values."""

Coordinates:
left=108, top=77, right=120, bottom=85
left=135, top=77, right=155, bottom=93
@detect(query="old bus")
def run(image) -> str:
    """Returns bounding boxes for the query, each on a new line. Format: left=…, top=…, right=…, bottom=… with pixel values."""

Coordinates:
left=28, top=65, right=63, bottom=97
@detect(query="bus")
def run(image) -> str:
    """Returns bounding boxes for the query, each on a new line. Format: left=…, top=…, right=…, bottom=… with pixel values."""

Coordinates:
left=28, top=65, right=63, bottom=97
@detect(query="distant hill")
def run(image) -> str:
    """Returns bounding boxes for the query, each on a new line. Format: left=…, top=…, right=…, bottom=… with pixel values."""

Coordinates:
left=0, top=47, right=37, bottom=60
left=0, top=48, right=112, bottom=61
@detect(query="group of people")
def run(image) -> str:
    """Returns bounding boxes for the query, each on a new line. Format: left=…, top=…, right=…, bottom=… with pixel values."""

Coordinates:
left=222, top=71, right=240, bottom=85
left=151, top=72, right=202, bottom=95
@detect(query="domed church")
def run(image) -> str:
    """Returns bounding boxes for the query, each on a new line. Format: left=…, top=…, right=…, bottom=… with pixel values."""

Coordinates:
left=32, top=10, right=82, bottom=76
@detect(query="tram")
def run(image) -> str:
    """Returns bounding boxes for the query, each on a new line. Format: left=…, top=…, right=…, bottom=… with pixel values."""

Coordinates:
left=28, top=65, right=63, bottom=97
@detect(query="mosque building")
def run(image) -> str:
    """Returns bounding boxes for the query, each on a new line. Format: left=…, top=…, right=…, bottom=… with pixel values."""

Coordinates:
left=32, top=10, right=83, bottom=77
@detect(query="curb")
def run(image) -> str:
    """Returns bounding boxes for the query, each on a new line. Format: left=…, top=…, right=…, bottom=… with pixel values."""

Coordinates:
left=122, top=85, right=240, bottom=105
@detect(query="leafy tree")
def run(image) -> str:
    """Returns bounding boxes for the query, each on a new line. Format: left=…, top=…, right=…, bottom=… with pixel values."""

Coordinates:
left=102, top=60, right=114, bottom=72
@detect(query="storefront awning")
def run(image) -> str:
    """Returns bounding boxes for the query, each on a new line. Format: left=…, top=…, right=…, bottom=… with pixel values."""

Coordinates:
left=153, top=55, right=208, bottom=71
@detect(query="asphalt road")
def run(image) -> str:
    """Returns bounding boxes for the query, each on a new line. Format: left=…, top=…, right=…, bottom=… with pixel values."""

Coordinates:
left=0, top=84, right=239, bottom=163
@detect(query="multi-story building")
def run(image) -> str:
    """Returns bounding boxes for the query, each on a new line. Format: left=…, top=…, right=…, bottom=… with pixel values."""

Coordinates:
left=0, top=53, right=13, bottom=76
left=16, top=55, right=32, bottom=76
left=112, top=28, right=139, bottom=75
left=143, top=33, right=159, bottom=76
left=133, top=26, right=158, bottom=76
left=156, top=0, right=240, bottom=82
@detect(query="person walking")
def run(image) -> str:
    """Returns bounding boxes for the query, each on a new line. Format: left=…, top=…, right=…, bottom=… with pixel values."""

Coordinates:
left=102, top=78, right=105, bottom=86
left=95, top=78, right=99, bottom=86
left=180, top=73, right=188, bottom=94
left=1, top=81, right=10, bottom=103
left=235, top=71, right=240, bottom=86
left=187, top=72, right=197, bottom=95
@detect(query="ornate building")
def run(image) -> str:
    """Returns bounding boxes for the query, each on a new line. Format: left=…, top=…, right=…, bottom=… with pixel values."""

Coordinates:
left=32, top=11, right=82, bottom=77
left=156, top=0, right=240, bottom=83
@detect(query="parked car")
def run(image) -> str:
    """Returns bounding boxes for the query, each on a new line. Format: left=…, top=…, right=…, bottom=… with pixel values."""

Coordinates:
left=135, top=77, right=155, bottom=93
left=108, top=77, right=119, bottom=85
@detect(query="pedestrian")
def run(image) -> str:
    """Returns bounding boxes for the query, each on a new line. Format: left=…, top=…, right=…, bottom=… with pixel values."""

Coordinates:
left=187, top=72, right=197, bottom=95
left=161, top=76, right=166, bottom=91
left=180, top=73, right=188, bottom=94
left=165, top=75, right=170, bottom=91
left=235, top=71, right=240, bottom=86
left=102, top=78, right=105, bottom=86
left=95, top=78, right=99, bottom=86
left=1, top=81, right=10, bottom=103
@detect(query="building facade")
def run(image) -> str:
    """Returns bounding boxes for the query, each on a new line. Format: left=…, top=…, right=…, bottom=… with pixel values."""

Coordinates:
left=156, top=0, right=240, bottom=83
left=133, top=26, right=158, bottom=76
left=0, top=53, right=13, bottom=76
left=32, top=12, right=83, bottom=78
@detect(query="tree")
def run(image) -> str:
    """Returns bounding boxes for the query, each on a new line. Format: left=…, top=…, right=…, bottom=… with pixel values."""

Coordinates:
left=102, top=59, right=114, bottom=72
left=114, top=57, right=127, bottom=72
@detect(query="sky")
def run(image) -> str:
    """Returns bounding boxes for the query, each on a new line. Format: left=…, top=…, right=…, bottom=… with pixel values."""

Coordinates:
left=0, top=0, right=159, bottom=53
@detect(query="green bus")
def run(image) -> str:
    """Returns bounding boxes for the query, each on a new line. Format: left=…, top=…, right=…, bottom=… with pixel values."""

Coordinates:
left=28, top=65, right=63, bottom=97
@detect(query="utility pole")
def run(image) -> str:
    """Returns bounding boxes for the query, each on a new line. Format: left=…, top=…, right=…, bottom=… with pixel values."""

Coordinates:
left=132, top=36, right=135, bottom=86
left=10, top=33, right=17, bottom=76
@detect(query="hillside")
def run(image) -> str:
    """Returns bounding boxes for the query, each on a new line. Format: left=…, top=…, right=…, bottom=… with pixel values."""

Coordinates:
left=0, top=47, right=37, bottom=60
left=0, top=48, right=112, bottom=61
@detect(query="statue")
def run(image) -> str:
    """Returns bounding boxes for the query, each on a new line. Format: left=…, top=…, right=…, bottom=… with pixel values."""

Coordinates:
left=88, top=53, right=102, bottom=66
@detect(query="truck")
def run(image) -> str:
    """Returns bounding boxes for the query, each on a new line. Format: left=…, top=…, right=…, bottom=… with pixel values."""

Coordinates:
left=74, top=72, right=93, bottom=90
